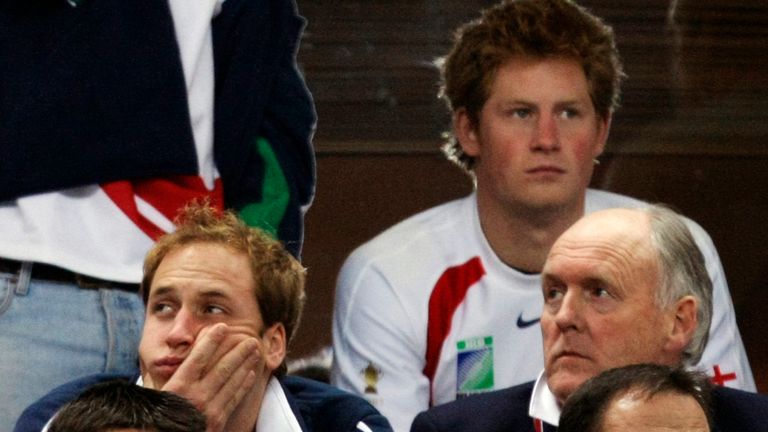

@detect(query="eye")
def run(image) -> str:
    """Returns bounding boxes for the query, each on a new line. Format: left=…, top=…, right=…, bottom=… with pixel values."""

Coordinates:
left=588, top=284, right=614, bottom=301
left=559, top=108, right=579, bottom=119
left=543, top=283, right=565, bottom=303
left=594, top=288, right=610, bottom=298
left=204, top=304, right=226, bottom=315
left=587, top=284, right=619, bottom=313
left=503, top=107, right=533, bottom=119
left=546, top=288, right=562, bottom=300
left=512, top=108, right=532, bottom=119
left=150, top=302, right=174, bottom=316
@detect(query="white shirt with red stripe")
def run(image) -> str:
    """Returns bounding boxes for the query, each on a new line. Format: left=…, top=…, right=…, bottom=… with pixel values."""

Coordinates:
left=0, top=0, right=225, bottom=283
left=331, top=189, right=755, bottom=432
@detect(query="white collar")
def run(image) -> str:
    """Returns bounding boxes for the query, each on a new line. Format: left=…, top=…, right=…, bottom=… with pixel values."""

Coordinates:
left=528, top=370, right=562, bottom=427
left=256, top=376, right=303, bottom=432
left=137, top=375, right=303, bottom=432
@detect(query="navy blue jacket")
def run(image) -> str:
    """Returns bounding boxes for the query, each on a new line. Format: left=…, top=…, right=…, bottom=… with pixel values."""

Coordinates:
left=410, top=381, right=541, bottom=432
left=14, top=373, right=393, bottom=432
left=410, top=380, right=768, bottom=432
left=0, top=0, right=315, bottom=256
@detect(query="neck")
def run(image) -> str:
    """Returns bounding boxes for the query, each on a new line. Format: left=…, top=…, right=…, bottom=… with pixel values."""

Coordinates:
left=475, top=191, right=584, bottom=273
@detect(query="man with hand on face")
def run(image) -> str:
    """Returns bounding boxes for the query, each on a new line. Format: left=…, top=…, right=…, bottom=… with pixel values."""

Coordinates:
left=15, top=204, right=392, bottom=432
left=331, top=1, right=754, bottom=430
left=410, top=206, right=768, bottom=432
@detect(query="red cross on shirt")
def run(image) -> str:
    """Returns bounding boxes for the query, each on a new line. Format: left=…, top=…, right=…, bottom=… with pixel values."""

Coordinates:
left=711, top=365, right=737, bottom=386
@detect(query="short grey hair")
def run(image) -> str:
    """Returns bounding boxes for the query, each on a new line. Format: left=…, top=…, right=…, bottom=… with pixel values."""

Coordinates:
left=644, top=205, right=713, bottom=366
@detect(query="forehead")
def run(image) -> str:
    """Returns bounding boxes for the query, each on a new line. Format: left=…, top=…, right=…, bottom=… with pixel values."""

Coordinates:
left=602, top=391, right=709, bottom=432
left=543, top=210, right=657, bottom=283
left=489, top=56, right=591, bottom=99
left=150, top=242, right=254, bottom=294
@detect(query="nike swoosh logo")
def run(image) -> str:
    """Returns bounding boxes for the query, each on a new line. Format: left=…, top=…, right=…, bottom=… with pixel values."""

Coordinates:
left=516, top=312, right=541, bottom=328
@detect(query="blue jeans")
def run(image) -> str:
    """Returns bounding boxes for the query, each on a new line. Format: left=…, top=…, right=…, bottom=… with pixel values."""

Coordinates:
left=0, top=265, right=144, bottom=431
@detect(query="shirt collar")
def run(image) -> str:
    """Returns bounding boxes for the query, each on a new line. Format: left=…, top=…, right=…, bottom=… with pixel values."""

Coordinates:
left=256, top=376, right=303, bottom=432
left=528, top=370, right=562, bottom=427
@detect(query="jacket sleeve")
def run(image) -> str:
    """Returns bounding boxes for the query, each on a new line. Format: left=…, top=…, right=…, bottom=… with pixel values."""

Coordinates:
left=281, top=375, right=394, bottom=431
left=14, top=373, right=133, bottom=432
left=213, top=0, right=316, bottom=258
left=355, top=415, right=397, bottom=432
left=409, top=411, right=440, bottom=432
left=240, top=45, right=316, bottom=257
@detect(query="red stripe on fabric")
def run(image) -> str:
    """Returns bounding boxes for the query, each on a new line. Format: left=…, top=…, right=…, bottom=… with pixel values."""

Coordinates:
left=134, top=176, right=224, bottom=218
left=423, top=256, right=486, bottom=406
left=101, top=181, right=166, bottom=240
left=101, top=176, right=224, bottom=241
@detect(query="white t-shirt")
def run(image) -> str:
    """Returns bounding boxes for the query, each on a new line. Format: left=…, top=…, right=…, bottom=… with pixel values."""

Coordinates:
left=331, top=189, right=755, bottom=432
left=0, top=0, right=224, bottom=283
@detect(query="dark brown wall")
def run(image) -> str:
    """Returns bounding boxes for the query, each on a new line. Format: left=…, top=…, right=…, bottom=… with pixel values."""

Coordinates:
left=291, top=0, right=768, bottom=392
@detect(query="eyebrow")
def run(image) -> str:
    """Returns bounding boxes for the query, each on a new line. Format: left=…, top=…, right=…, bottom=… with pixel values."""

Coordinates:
left=148, top=286, right=232, bottom=302
left=496, top=98, right=587, bottom=110
left=540, top=273, right=563, bottom=290
left=148, top=286, right=176, bottom=300
left=198, top=290, right=232, bottom=302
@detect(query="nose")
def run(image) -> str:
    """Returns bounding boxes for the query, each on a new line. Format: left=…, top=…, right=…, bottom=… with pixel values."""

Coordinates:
left=165, top=308, right=198, bottom=349
left=553, top=289, right=583, bottom=332
left=531, top=114, right=560, bottom=152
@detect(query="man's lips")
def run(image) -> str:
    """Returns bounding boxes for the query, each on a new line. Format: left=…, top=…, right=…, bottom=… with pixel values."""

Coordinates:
left=554, top=350, right=589, bottom=361
left=526, top=165, right=565, bottom=174
left=153, top=357, right=184, bottom=377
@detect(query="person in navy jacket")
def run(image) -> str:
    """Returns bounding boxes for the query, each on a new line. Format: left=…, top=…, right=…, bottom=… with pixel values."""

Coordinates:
left=410, top=206, right=768, bottom=432
left=15, top=203, right=391, bottom=432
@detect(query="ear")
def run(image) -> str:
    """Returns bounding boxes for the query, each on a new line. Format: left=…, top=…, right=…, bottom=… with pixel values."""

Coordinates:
left=663, top=295, right=698, bottom=356
left=592, top=114, right=612, bottom=158
left=454, top=108, right=481, bottom=157
left=261, top=323, right=287, bottom=372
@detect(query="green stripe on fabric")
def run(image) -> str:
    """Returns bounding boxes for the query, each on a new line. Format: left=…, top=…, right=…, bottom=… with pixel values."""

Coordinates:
left=238, top=137, right=290, bottom=238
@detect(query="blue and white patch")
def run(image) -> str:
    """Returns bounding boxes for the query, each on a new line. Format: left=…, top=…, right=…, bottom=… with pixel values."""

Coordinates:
left=456, top=336, right=494, bottom=397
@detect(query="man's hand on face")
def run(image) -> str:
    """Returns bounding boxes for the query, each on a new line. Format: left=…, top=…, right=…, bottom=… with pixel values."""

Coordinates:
left=148, top=323, right=265, bottom=432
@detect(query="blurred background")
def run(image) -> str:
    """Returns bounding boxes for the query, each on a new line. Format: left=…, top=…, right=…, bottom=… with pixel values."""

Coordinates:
left=291, top=0, right=768, bottom=392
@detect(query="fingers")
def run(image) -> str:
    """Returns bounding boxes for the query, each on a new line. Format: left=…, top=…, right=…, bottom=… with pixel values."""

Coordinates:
left=199, top=340, right=263, bottom=432
left=204, top=326, right=254, bottom=373
left=203, top=369, right=257, bottom=432
left=207, top=348, right=261, bottom=428
left=169, top=324, right=249, bottom=384
left=171, top=323, right=228, bottom=383
left=160, top=324, right=265, bottom=431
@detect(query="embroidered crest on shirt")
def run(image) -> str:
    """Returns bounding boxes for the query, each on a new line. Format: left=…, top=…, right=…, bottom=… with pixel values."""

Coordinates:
left=456, top=336, right=494, bottom=397
left=361, top=361, right=382, bottom=394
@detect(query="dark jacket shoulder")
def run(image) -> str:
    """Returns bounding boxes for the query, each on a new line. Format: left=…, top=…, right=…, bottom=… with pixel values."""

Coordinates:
left=14, top=373, right=135, bottom=432
left=282, top=375, right=393, bottom=431
left=712, top=386, right=768, bottom=432
left=410, top=381, right=536, bottom=432
left=15, top=373, right=393, bottom=432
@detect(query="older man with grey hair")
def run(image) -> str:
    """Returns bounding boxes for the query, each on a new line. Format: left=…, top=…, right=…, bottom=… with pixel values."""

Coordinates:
left=411, top=205, right=767, bottom=432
